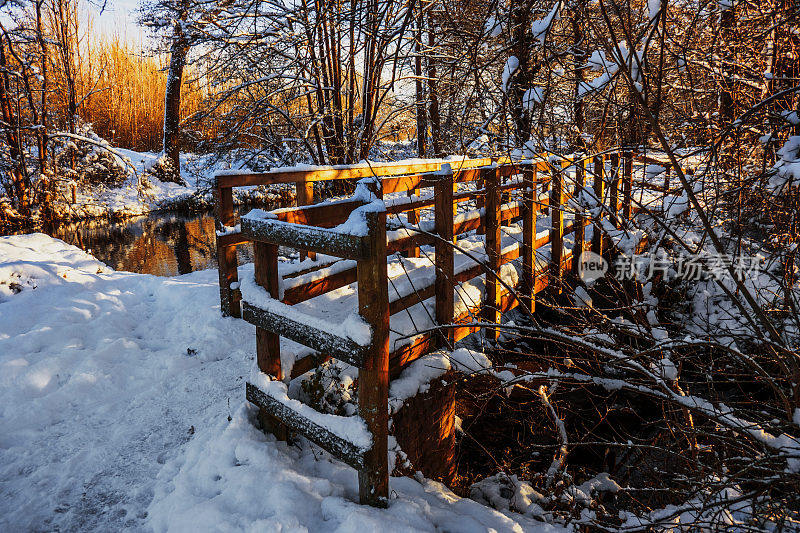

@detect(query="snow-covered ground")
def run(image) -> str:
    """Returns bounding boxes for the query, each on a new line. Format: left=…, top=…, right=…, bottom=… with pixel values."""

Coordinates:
left=46, top=139, right=423, bottom=223
left=0, top=233, right=567, bottom=532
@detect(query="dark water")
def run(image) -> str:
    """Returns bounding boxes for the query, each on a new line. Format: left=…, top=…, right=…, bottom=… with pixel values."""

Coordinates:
left=45, top=211, right=257, bottom=276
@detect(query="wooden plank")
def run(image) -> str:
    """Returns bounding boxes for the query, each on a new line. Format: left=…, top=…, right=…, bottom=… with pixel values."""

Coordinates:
left=255, top=243, right=283, bottom=380
left=214, top=186, right=240, bottom=318
left=241, top=301, right=365, bottom=367
left=241, top=216, right=370, bottom=260
left=453, top=167, right=483, bottom=184
left=623, top=151, right=633, bottom=220
left=382, top=173, right=425, bottom=195
left=390, top=283, right=435, bottom=316
left=476, top=171, right=486, bottom=235
left=296, top=181, right=316, bottom=261
left=290, top=353, right=332, bottom=380
left=391, top=242, right=524, bottom=316
left=281, top=256, right=342, bottom=279
left=572, top=158, right=586, bottom=277
left=282, top=266, right=358, bottom=305
left=521, top=164, right=537, bottom=313
left=609, top=152, right=620, bottom=228
left=216, top=157, right=507, bottom=188
left=216, top=231, right=248, bottom=248
left=356, top=210, right=390, bottom=508
left=254, top=241, right=285, bottom=440
left=389, top=334, right=438, bottom=378
left=387, top=232, right=433, bottom=255
left=550, top=163, right=564, bottom=292
left=381, top=167, right=480, bottom=195
left=272, top=199, right=361, bottom=228
left=406, top=183, right=421, bottom=258
left=391, top=262, right=557, bottom=376
left=483, top=167, right=501, bottom=339
left=385, top=189, right=478, bottom=217
left=284, top=201, right=513, bottom=307
left=434, top=165, right=455, bottom=347
left=387, top=204, right=497, bottom=256
left=591, top=155, right=605, bottom=256
left=500, top=169, right=510, bottom=228
left=246, top=382, right=366, bottom=469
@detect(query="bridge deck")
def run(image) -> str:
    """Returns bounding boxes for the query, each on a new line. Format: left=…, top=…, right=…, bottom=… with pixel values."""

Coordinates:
left=239, top=217, right=575, bottom=379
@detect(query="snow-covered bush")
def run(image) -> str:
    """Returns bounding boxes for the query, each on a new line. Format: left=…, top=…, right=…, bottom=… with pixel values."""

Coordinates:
left=299, top=363, right=359, bottom=417
left=144, top=153, right=186, bottom=186
left=50, top=123, right=129, bottom=187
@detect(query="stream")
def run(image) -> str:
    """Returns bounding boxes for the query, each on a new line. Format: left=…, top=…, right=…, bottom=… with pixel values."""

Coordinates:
left=42, top=211, right=257, bottom=276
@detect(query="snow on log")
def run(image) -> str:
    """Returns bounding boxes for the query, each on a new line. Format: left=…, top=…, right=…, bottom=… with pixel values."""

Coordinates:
left=241, top=212, right=370, bottom=260
left=213, top=156, right=512, bottom=188
left=245, top=382, right=369, bottom=469
left=241, top=301, right=368, bottom=368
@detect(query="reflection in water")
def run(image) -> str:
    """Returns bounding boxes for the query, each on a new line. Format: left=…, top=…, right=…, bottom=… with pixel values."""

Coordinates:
left=45, top=212, right=256, bottom=276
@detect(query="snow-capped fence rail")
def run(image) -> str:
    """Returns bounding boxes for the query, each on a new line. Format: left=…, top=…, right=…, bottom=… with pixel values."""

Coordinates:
left=211, top=152, right=673, bottom=507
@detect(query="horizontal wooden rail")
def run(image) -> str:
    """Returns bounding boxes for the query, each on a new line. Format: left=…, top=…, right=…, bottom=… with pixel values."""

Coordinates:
left=216, top=156, right=534, bottom=188
left=246, top=382, right=367, bottom=469
left=242, top=301, right=366, bottom=367
left=285, top=201, right=536, bottom=306
left=242, top=216, right=371, bottom=260
left=272, top=199, right=363, bottom=228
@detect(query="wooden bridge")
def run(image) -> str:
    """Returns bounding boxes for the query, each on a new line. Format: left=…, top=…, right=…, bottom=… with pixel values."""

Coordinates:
left=213, top=152, right=679, bottom=507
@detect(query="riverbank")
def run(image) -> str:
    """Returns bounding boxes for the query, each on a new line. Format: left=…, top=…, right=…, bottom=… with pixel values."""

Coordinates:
left=0, top=149, right=294, bottom=234
left=49, top=150, right=294, bottom=223
left=1, top=140, right=425, bottom=233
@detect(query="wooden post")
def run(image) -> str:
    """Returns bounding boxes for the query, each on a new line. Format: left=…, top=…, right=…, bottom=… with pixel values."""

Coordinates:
left=622, top=151, right=633, bottom=220
left=542, top=167, right=551, bottom=216
left=452, top=174, right=459, bottom=245
left=550, top=163, right=564, bottom=292
left=434, top=164, right=455, bottom=347
left=254, top=241, right=286, bottom=440
left=521, top=164, right=537, bottom=313
left=591, top=155, right=605, bottom=256
left=483, top=167, right=501, bottom=339
left=296, top=181, right=316, bottom=261
left=214, top=185, right=241, bottom=318
left=357, top=209, right=390, bottom=508
left=500, top=166, right=509, bottom=228
left=572, top=158, right=586, bottom=277
left=476, top=171, right=485, bottom=235
left=406, top=185, right=420, bottom=257
left=609, top=152, right=620, bottom=228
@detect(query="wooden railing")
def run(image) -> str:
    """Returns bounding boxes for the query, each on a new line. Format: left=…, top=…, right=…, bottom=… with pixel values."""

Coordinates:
left=212, top=151, right=682, bottom=507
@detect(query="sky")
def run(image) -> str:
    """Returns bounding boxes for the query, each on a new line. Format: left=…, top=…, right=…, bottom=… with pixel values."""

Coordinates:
left=88, top=0, right=147, bottom=41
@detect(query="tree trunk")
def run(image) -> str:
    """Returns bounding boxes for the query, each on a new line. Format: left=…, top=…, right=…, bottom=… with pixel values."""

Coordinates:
left=508, top=0, right=534, bottom=146
left=571, top=0, right=587, bottom=150
left=718, top=3, right=735, bottom=124
left=426, top=2, right=442, bottom=156
left=163, top=12, right=189, bottom=183
left=415, top=2, right=427, bottom=157
left=0, top=37, right=29, bottom=216
left=35, top=0, right=48, bottom=174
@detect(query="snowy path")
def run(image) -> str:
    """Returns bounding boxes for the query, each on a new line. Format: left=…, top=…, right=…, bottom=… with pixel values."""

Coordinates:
left=0, top=234, right=565, bottom=532
left=0, top=234, right=251, bottom=531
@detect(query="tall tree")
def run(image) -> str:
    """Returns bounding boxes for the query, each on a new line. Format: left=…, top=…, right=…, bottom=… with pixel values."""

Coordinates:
left=161, top=0, right=189, bottom=182
left=0, top=32, right=29, bottom=216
